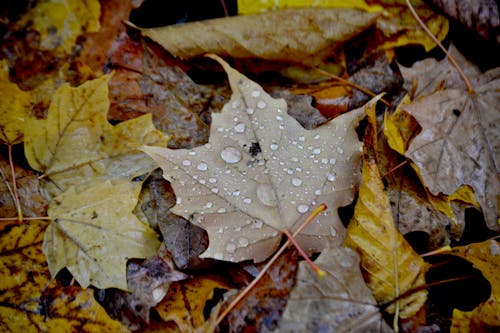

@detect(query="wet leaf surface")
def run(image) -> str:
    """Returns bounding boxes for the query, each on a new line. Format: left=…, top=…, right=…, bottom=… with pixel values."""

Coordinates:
left=141, top=55, right=366, bottom=263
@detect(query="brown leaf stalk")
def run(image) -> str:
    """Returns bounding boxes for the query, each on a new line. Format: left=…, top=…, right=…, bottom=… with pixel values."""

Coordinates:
left=215, top=203, right=328, bottom=326
left=405, top=0, right=474, bottom=94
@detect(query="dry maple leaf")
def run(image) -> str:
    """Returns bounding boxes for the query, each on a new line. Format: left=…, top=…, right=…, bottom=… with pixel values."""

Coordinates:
left=43, top=179, right=160, bottom=290
left=403, top=68, right=500, bottom=231
left=277, top=246, right=392, bottom=333
left=24, top=74, right=168, bottom=198
left=137, top=8, right=378, bottom=64
left=141, top=55, right=365, bottom=263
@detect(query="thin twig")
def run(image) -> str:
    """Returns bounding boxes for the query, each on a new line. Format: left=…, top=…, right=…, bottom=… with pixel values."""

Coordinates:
left=8, top=145, right=23, bottom=223
left=215, top=204, right=328, bottom=326
left=313, top=67, right=392, bottom=107
left=404, top=0, right=474, bottom=94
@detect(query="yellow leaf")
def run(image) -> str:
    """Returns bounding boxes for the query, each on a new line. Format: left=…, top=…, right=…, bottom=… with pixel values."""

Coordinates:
left=43, top=179, right=161, bottom=290
left=24, top=75, right=168, bottom=197
left=0, top=220, right=129, bottom=332
left=344, top=101, right=429, bottom=318
left=237, top=0, right=384, bottom=14
left=374, top=0, right=449, bottom=52
left=15, top=0, right=101, bottom=54
left=450, top=240, right=500, bottom=332
left=0, top=60, right=33, bottom=145
left=156, top=275, right=230, bottom=331
left=383, top=95, right=420, bottom=155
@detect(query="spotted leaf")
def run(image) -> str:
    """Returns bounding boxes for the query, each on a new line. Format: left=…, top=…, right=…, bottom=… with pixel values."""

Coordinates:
left=141, top=55, right=365, bottom=263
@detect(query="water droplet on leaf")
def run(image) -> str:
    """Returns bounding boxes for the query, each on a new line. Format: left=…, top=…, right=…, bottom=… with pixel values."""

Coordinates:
left=220, top=147, right=242, bottom=164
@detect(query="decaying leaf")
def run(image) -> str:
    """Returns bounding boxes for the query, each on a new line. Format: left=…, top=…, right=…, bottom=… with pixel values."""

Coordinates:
left=383, top=97, right=465, bottom=246
left=222, top=248, right=299, bottom=332
left=0, top=220, right=129, bottom=332
left=141, top=55, right=366, bottom=263
left=43, top=179, right=160, bottom=290
left=24, top=75, right=169, bottom=197
left=344, top=105, right=429, bottom=318
left=0, top=60, right=33, bottom=145
left=0, top=155, right=48, bottom=219
left=156, top=274, right=231, bottom=332
left=238, top=0, right=448, bottom=53
left=450, top=239, right=500, bottom=332
left=106, top=38, right=218, bottom=149
left=140, top=170, right=209, bottom=269
left=427, top=0, right=499, bottom=41
left=138, top=8, right=379, bottom=64
left=106, top=243, right=188, bottom=329
left=14, top=0, right=101, bottom=54
left=403, top=68, right=500, bottom=230
left=277, top=246, right=392, bottom=333
left=399, top=44, right=481, bottom=98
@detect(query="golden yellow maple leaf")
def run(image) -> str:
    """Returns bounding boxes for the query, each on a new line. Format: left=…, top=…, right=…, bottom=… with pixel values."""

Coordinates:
left=15, top=0, right=101, bottom=54
left=450, top=239, right=500, bottom=332
left=344, top=99, right=429, bottom=319
left=156, top=275, right=230, bottom=332
left=43, top=179, right=161, bottom=290
left=0, top=220, right=129, bottom=332
left=24, top=74, right=168, bottom=198
left=0, top=60, right=33, bottom=145
left=238, top=0, right=448, bottom=52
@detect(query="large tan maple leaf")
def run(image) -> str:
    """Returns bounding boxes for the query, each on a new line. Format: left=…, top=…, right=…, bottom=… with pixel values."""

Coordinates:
left=141, top=55, right=366, bottom=263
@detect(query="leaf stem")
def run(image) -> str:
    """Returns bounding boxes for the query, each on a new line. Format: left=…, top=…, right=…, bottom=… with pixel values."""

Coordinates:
left=313, top=67, right=391, bottom=107
left=404, top=0, right=474, bottom=94
left=215, top=203, right=328, bottom=326
left=8, top=145, right=23, bottom=224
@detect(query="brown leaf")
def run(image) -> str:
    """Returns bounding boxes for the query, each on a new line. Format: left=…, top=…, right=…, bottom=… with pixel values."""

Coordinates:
left=138, top=8, right=378, bottom=64
left=139, top=170, right=210, bottom=269
left=399, top=44, right=481, bottom=98
left=277, top=246, right=392, bottom=333
left=426, top=0, right=499, bottom=41
left=141, top=55, right=366, bottom=263
left=403, top=68, right=500, bottom=231
left=221, top=248, right=299, bottom=333
left=104, top=243, right=188, bottom=329
left=0, top=153, right=48, bottom=219
left=77, top=0, right=144, bottom=72
left=106, top=36, right=225, bottom=149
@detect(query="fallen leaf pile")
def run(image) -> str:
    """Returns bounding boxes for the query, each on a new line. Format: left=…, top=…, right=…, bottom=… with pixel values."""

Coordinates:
left=0, top=0, right=499, bottom=332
